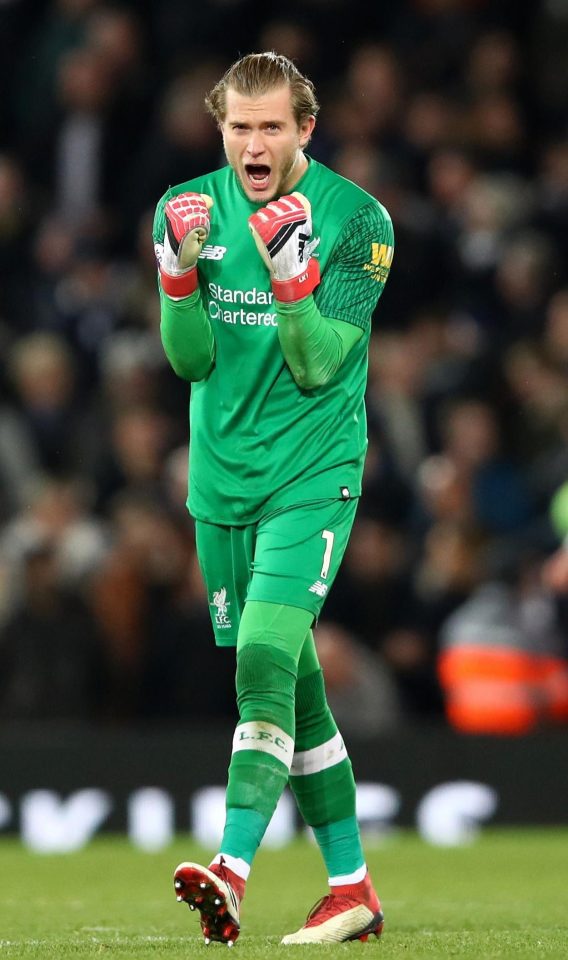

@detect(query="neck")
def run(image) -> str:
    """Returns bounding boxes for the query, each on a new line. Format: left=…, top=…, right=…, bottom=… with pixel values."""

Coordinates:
left=283, top=151, right=308, bottom=193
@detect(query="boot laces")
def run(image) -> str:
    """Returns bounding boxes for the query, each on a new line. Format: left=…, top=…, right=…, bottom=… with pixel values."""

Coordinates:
left=304, top=893, right=361, bottom=928
left=216, top=856, right=232, bottom=887
left=214, top=856, right=242, bottom=908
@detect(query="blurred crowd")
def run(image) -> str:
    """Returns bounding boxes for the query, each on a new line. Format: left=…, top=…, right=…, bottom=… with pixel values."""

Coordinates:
left=0, top=0, right=567, bottom=734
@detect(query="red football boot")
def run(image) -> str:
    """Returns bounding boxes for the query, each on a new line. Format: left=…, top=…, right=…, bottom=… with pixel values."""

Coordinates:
left=174, top=858, right=244, bottom=946
left=281, top=871, right=384, bottom=944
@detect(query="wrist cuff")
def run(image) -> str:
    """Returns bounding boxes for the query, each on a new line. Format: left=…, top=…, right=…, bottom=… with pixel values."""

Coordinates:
left=272, top=258, right=320, bottom=303
left=159, top=265, right=198, bottom=298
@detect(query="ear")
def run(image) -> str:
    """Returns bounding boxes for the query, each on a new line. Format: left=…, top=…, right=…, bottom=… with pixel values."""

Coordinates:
left=298, top=115, right=316, bottom=148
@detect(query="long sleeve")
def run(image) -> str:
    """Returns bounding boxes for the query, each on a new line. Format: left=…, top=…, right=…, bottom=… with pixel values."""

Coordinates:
left=275, top=198, right=393, bottom=391
left=159, top=287, right=215, bottom=382
left=275, top=296, right=363, bottom=390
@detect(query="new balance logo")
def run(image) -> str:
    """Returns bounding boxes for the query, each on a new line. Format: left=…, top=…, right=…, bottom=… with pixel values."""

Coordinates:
left=199, top=244, right=227, bottom=261
left=309, top=580, right=328, bottom=598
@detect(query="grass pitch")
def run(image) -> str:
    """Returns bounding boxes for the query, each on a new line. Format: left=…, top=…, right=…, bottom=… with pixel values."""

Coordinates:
left=0, top=830, right=566, bottom=958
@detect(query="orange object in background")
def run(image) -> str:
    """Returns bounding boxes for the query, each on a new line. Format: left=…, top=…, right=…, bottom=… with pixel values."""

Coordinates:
left=439, top=646, right=568, bottom=734
left=438, top=646, right=539, bottom=734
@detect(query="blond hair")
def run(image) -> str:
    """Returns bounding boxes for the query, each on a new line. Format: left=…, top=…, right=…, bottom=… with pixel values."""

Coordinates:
left=205, top=52, right=319, bottom=126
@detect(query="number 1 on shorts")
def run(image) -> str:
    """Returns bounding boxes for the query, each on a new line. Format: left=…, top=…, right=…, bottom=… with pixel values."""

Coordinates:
left=320, top=529, right=335, bottom=579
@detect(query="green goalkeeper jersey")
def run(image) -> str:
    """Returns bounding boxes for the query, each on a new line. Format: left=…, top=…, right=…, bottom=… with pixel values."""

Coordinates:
left=153, top=157, right=394, bottom=525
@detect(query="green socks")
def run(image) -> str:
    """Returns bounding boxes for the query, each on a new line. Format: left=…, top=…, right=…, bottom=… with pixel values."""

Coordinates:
left=290, top=666, right=365, bottom=880
left=218, top=603, right=366, bottom=884
left=221, top=642, right=297, bottom=864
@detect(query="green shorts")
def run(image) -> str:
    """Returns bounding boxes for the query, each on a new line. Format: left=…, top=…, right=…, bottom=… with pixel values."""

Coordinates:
left=195, top=498, right=359, bottom=646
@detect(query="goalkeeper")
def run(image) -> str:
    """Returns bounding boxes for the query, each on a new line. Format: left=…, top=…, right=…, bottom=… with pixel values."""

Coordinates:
left=153, top=52, right=394, bottom=946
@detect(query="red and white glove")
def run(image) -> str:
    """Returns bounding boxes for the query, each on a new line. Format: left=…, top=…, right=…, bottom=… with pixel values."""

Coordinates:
left=248, top=193, right=320, bottom=302
left=158, top=192, right=213, bottom=298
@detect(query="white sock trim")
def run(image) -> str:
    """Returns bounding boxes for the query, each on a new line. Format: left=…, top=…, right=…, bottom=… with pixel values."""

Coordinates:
left=210, top=853, right=251, bottom=881
left=290, top=731, right=347, bottom=777
left=329, top=863, right=367, bottom=886
left=232, top=721, right=294, bottom=771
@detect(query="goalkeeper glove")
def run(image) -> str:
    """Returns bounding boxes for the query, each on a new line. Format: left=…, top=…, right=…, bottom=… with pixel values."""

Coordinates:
left=159, top=192, right=213, bottom=298
left=248, top=193, right=320, bottom=302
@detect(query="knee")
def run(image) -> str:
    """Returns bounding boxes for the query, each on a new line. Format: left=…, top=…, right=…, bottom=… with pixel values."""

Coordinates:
left=236, top=643, right=297, bottom=725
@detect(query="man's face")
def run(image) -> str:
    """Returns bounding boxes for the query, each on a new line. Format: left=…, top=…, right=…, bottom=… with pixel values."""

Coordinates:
left=222, top=85, right=315, bottom=203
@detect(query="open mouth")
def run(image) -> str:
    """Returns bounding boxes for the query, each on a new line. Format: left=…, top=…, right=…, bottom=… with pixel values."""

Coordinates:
left=245, top=164, right=271, bottom=191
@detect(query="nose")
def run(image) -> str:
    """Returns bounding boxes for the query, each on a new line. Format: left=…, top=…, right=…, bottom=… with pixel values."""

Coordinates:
left=246, top=131, right=265, bottom=158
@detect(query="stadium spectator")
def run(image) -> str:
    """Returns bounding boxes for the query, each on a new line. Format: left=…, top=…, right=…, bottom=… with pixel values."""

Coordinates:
left=0, top=534, right=108, bottom=720
left=5, top=333, right=85, bottom=476
left=125, top=64, right=223, bottom=229
left=89, top=490, right=231, bottom=717
left=0, top=154, right=32, bottom=330
left=0, top=474, right=108, bottom=626
left=432, top=397, right=533, bottom=535
left=314, top=622, right=402, bottom=735
left=439, top=544, right=568, bottom=733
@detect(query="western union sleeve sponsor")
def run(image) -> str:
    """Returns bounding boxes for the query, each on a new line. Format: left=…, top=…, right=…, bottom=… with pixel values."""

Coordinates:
left=363, top=242, right=394, bottom=283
